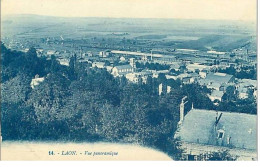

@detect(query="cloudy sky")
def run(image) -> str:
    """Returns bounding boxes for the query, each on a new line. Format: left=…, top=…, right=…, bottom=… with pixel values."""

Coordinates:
left=1, top=0, right=257, bottom=21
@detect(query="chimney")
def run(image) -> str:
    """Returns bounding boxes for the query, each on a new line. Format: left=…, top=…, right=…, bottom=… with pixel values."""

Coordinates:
left=179, top=96, right=187, bottom=124
left=158, top=83, right=163, bottom=95
left=215, top=113, right=223, bottom=126
left=215, top=111, right=218, bottom=124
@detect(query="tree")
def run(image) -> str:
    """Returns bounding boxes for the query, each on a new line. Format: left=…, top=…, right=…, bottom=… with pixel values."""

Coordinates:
left=28, top=72, right=71, bottom=123
left=197, top=150, right=238, bottom=161
left=1, top=72, right=32, bottom=103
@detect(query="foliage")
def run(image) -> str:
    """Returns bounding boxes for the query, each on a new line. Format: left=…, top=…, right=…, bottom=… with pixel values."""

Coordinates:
left=136, top=62, right=170, bottom=71
left=1, top=43, right=251, bottom=160
left=218, top=66, right=257, bottom=80
left=197, top=150, right=238, bottom=161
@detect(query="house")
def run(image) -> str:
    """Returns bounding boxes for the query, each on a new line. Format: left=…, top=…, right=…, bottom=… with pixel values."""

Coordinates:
left=119, top=56, right=126, bottom=62
left=175, top=102, right=257, bottom=160
left=99, top=50, right=111, bottom=57
left=236, top=79, right=257, bottom=99
left=199, top=72, right=234, bottom=90
left=125, top=71, right=152, bottom=84
left=186, top=63, right=211, bottom=73
left=170, top=62, right=181, bottom=71
left=125, top=73, right=141, bottom=83
left=153, top=57, right=176, bottom=65
left=199, top=69, right=209, bottom=78
left=158, top=83, right=171, bottom=95
left=152, top=70, right=169, bottom=78
left=106, top=66, right=113, bottom=73
left=46, top=50, right=56, bottom=56
left=30, top=75, right=45, bottom=89
left=237, top=87, right=248, bottom=99
left=182, top=77, right=193, bottom=84
left=205, top=72, right=234, bottom=84
left=92, top=62, right=106, bottom=68
left=189, top=73, right=200, bottom=82
left=111, top=64, right=133, bottom=77
left=57, top=58, right=70, bottom=66
left=208, top=90, right=224, bottom=103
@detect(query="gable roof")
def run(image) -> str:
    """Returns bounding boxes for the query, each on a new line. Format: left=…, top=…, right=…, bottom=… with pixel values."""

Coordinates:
left=92, top=62, right=105, bottom=66
left=210, top=90, right=224, bottom=98
left=205, top=72, right=234, bottom=83
left=175, top=109, right=257, bottom=150
left=114, top=64, right=133, bottom=70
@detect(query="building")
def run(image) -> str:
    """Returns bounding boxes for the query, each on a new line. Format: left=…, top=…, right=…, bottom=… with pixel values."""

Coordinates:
left=186, top=63, right=211, bottom=73
left=153, top=57, right=177, bottom=65
left=92, top=62, right=106, bottom=68
left=208, top=90, right=224, bottom=103
left=99, top=50, right=111, bottom=57
left=152, top=70, right=169, bottom=78
left=236, top=79, right=257, bottom=99
left=57, top=58, right=70, bottom=66
left=175, top=105, right=257, bottom=160
left=125, top=71, right=152, bottom=84
left=199, top=69, right=209, bottom=78
left=158, top=83, right=171, bottom=95
left=111, top=64, right=133, bottom=77
left=125, top=73, right=141, bottom=83
left=237, top=87, right=248, bottom=99
left=205, top=72, right=234, bottom=84
left=199, top=72, right=235, bottom=90
left=30, top=75, right=45, bottom=89
left=129, top=58, right=136, bottom=69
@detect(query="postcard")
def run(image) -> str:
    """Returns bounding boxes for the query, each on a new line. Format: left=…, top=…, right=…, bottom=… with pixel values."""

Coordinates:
left=0, top=0, right=257, bottom=162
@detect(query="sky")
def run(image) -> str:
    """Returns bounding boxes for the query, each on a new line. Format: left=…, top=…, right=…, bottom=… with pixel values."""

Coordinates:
left=1, top=0, right=257, bottom=21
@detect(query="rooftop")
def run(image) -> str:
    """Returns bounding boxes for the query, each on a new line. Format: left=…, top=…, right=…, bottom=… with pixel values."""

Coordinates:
left=175, top=109, right=257, bottom=150
left=205, top=72, right=234, bottom=84
left=114, top=64, right=133, bottom=70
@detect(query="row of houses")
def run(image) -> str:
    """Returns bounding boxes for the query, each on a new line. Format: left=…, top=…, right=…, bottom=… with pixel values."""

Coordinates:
left=89, top=57, right=257, bottom=103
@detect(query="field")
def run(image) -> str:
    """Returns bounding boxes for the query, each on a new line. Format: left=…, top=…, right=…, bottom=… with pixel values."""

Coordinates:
left=1, top=14, right=256, bottom=52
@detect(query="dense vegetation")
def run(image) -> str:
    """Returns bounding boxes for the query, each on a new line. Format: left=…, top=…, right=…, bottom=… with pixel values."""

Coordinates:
left=217, top=85, right=257, bottom=114
left=0, top=43, right=255, bottom=160
left=196, top=150, right=238, bottom=161
left=136, top=62, right=170, bottom=71
left=218, top=66, right=257, bottom=80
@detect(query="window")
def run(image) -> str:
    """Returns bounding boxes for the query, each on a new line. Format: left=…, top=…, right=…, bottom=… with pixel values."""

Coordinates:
left=218, top=132, right=224, bottom=139
left=218, top=130, right=225, bottom=139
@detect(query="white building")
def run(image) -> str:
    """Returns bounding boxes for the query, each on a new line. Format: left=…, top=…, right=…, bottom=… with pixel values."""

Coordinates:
left=111, top=64, right=133, bottom=77
left=175, top=106, right=257, bottom=161
left=30, top=75, right=45, bottom=89
left=92, top=62, right=106, bottom=68
left=208, top=90, right=224, bottom=102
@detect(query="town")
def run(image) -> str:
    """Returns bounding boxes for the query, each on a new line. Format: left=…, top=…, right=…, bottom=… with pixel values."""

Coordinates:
left=3, top=30, right=257, bottom=107
left=1, top=15, right=257, bottom=161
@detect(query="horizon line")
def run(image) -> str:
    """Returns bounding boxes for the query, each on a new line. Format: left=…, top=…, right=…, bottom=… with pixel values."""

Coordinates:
left=2, top=13, right=256, bottom=23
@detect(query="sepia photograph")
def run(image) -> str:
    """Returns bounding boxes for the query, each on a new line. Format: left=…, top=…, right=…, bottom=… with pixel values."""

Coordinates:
left=0, top=0, right=258, bottom=163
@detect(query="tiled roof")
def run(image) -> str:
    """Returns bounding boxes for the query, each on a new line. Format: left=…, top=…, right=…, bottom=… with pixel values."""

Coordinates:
left=175, top=109, right=257, bottom=150
left=205, top=72, right=234, bottom=84
left=114, top=64, right=133, bottom=70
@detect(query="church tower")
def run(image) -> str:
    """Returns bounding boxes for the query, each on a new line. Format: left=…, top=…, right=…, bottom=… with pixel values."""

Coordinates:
left=130, top=58, right=136, bottom=70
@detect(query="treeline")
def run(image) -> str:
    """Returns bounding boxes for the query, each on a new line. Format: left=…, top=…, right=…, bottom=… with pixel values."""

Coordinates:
left=217, top=85, right=257, bottom=114
left=0, top=43, right=220, bottom=159
left=136, top=62, right=170, bottom=71
left=218, top=66, right=257, bottom=80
